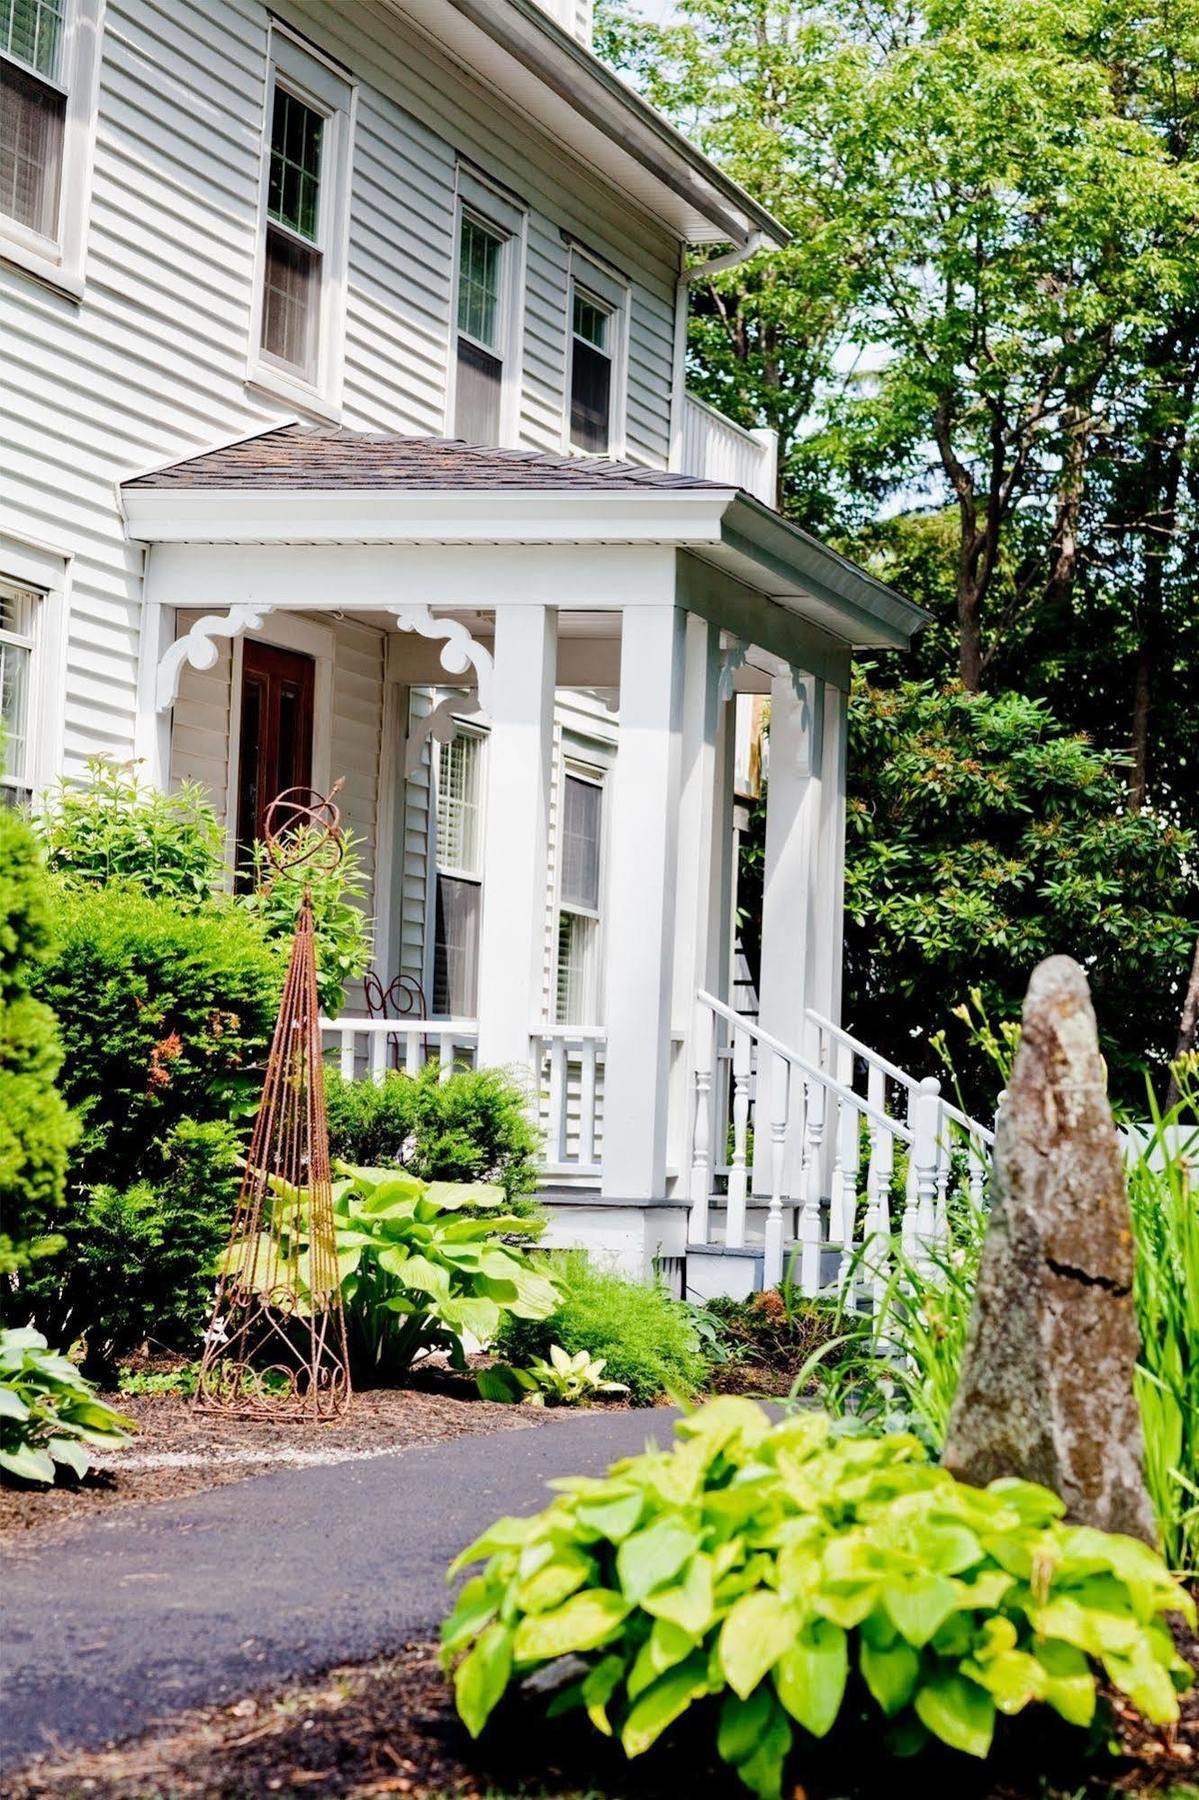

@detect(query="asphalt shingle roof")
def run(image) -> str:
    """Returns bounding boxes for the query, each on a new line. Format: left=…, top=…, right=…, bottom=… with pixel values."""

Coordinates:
left=125, top=426, right=731, bottom=492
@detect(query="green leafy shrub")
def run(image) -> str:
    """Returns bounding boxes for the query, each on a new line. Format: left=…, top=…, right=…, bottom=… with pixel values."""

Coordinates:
left=444, top=1400, right=1194, bottom=1796
left=0, top=803, right=77, bottom=1274
left=118, top=1362, right=199, bottom=1397
left=325, top=1063, right=542, bottom=1205
left=494, top=1251, right=707, bottom=1404
left=238, top=828, right=371, bottom=1016
left=479, top=1344, right=630, bottom=1407
left=24, top=1119, right=241, bottom=1372
left=223, top=1163, right=560, bottom=1383
left=0, top=1327, right=133, bottom=1484
left=40, top=759, right=225, bottom=906
left=33, top=882, right=282, bottom=1194
left=702, top=1287, right=846, bottom=1396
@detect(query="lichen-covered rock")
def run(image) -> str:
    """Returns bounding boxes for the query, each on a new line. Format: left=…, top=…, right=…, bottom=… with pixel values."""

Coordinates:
left=942, top=955, right=1157, bottom=1544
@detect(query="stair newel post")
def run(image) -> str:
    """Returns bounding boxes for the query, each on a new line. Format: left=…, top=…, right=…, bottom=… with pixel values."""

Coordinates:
left=900, top=1081, right=920, bottom=1264
left=798, top=1074, right=825, bottom=1295
left=910, top=1076, right=941, bottom=1276
left=689, top=999, right=715, bottom=1247
left=934, top=1119, right=952, bottom=1249
left=861, top=1063, right=888, bottom=1301
left=726, top=1022, right=751, bottom=1250
left=764, top=1048, right=789, bottom=1290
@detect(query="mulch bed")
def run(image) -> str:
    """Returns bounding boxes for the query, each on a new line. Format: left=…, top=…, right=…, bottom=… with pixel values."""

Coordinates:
left=704, top=1291, right=847, bottom=1398
left=0, top=1370, right=558, bottom=1547
left=8, top=1628, right=1199, bottom=1800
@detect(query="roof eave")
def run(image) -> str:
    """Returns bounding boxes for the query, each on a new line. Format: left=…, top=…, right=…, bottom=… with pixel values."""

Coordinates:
left=721, top=495, right=931, bottom=649
left=399, top=0, right=788, bottom=249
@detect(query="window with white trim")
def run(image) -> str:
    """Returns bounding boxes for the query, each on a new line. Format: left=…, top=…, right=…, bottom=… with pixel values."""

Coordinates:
left=555, top=769, right=603, bottom=1024
left=0, top=0, right=102, bottom=292
left=454, top=212, right=506, bottom=444
left=0, top=579, right=37, bottom=803
left=249, top=29, right=352, bottom=413
left=569, top=288, right=613, bottom=454
left=433, top=728, right=485, bottom=1016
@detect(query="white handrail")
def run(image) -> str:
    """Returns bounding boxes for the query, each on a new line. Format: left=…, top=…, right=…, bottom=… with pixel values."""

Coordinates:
left=697, top=991, right=912, bottom=1144
left=806, top=1007, right=994, bottom=1148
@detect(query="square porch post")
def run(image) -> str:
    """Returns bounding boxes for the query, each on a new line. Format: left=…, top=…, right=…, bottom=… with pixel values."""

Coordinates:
left=600, top=601, right=688, bottom=1202
left=475, top=604, right=558, bottom=1073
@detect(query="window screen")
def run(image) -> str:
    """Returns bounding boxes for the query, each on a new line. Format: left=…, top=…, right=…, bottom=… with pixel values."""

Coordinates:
left=436, top=732, right=483, bottom=874
left=434, top=874, right=480, bottom=1017
left=0, top=0, right=66, bottom=237
left=560, top=774, right=601, bottom=911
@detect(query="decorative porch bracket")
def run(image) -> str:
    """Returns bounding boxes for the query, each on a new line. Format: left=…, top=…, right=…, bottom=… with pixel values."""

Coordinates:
left=389, top=605, right=495, bottom=777
left=155, top=604, right=276, bottom=711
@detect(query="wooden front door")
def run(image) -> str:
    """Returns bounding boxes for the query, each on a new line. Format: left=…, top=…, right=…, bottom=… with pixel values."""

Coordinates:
left=236, top=640, right=315, bottom=872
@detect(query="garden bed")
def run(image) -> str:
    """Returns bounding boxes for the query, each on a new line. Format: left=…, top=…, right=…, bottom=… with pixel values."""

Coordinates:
left=8, top=1629, right=1198, bottom=1800
left=0, top=1371, right=584, bottom=1546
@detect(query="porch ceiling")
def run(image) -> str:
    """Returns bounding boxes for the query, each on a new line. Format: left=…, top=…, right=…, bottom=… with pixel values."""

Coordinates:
left=122, top=427, right=930, bottom=652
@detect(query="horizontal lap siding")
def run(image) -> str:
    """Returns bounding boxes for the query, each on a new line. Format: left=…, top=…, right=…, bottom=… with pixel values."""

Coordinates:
left=330, top=619, right=386, bottom=921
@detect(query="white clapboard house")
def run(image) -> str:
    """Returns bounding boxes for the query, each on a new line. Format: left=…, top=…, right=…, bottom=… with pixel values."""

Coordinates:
left=2, top=0, right=991, bottom=1297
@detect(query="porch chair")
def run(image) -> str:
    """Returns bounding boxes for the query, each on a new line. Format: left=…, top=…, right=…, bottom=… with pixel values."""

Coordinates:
left=363, top=970, right=429, bottom=1071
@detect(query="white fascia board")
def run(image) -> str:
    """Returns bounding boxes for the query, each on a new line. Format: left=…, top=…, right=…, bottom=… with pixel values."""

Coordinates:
left=386, top=0, right=786, bottom=248
left=121, top=485, right=736, bottom=546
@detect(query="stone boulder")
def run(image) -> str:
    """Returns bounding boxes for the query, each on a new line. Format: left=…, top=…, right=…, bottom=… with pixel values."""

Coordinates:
left=942, top=955, right=1157, bottom=1544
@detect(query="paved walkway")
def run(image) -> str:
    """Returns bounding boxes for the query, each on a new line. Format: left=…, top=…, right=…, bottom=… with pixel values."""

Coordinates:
left=1, top=1407, right=681, bottom=1772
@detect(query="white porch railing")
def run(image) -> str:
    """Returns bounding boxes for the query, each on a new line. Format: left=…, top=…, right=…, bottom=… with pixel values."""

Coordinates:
left=690, top=992, right=996, bottom=1295
left=681, top=392, right=778, bottom=507
left=532, top=1027, right=606, bottom=1180
left=320, top=1017, right=480, bottom=1082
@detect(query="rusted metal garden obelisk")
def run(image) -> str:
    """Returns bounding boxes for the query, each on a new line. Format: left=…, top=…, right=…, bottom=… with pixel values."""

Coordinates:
left=196, top=786, right=351, bottom=1422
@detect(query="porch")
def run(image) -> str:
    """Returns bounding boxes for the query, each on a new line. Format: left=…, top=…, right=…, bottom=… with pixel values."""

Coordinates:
left=123, top=423, right=940, bottom=1298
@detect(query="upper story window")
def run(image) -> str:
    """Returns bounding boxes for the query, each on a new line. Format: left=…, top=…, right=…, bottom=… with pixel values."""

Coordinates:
left=0, top=0, right=103, bottom=297
left=433, top=726, right=485, bottom=1016
left=449, top=165, right=525, bottom=447
left=555, top=767, right=604, bottom=1024
left=0, top=580, right=35, bottom=802
left=249, top=28, right=353, bottom=419
left=567, top=251, right=627, bottom=458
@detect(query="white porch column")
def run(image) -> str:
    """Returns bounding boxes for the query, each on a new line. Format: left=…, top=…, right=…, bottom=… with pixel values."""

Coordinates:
left=671, top=615, right=722, bottom=1023
left=810, top=678, right=848, bottom=1029
left=601, top=602, right=688, bottom=1201
left=475, top=605, right=558, bottom=1072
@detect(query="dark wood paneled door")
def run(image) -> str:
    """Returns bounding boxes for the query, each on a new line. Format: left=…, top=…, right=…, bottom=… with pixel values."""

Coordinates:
left=235, top=640, right=315, bottom=878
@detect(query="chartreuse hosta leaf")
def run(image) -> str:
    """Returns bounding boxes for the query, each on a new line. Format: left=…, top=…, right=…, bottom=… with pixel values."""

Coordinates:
left=442, top=1402, right=1195, bottom=1796
left=0, top=1326, right=134, bottom=1487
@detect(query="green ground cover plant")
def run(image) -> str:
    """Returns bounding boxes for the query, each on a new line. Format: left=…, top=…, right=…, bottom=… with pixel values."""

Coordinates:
left=0, top=1326, right=132, bottom=1483
left=325, top=1063, right=542, bottom=1206
left=444, top=1400, right=1194, bottom=1798
left=222, top=1163, right=560, bottom=1383
left=494, top=1252, right=708, bottom=1404
left=479, top=1344, right=630, bottom=1407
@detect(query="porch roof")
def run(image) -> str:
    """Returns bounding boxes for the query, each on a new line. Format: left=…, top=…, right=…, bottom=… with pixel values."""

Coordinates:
left=121, top=426, right=930, bottom=651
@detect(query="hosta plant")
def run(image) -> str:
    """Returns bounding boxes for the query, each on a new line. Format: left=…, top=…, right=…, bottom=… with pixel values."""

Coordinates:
left=443, top=1400, right=1193, bottom=1797
left=479, top=1344, right=630, bottom=1407
left=223, top=1163, right=560, bottom=1381
left=0, top=1328, right=133, bottom=1484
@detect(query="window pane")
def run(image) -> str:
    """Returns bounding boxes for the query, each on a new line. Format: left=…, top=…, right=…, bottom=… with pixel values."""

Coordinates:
left=261, top=224, right=321, bottom=377
left=0, top=593, right=32, bottom=788
left=267, top=86, right=323, bottom=242
left=560, top=775, right=601, bottom=910
left=454, top=337, right=502, bottom=444
left=556, top=910, right=598, bottom=1025
left=434, top=875, right=480, bottom=1016
left=570, top=339, right=612, bottom=454
left=436, top=732, right=483, bottom=875
left=0, top=58, right=63, bottom=236
left=573, top=292, right=608, bottom=350
left=456, top=215, right=502, bottom=350
left=1, top=0, right=65, bottom=80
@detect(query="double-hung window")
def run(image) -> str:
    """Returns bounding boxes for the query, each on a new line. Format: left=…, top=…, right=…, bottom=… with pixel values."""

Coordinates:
left=450, top=167, right=524, bottom=446
left=250, top=29, right=352, bottom=414
left=567, top=254, right=626, bottom=457
left=433, top=728, right=485, bottom=1016
left=0, top=580, right=35, bottom=803
left=0, top=0, right=102, bottom=293
left=555, top=769, right=603, bottom=1024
